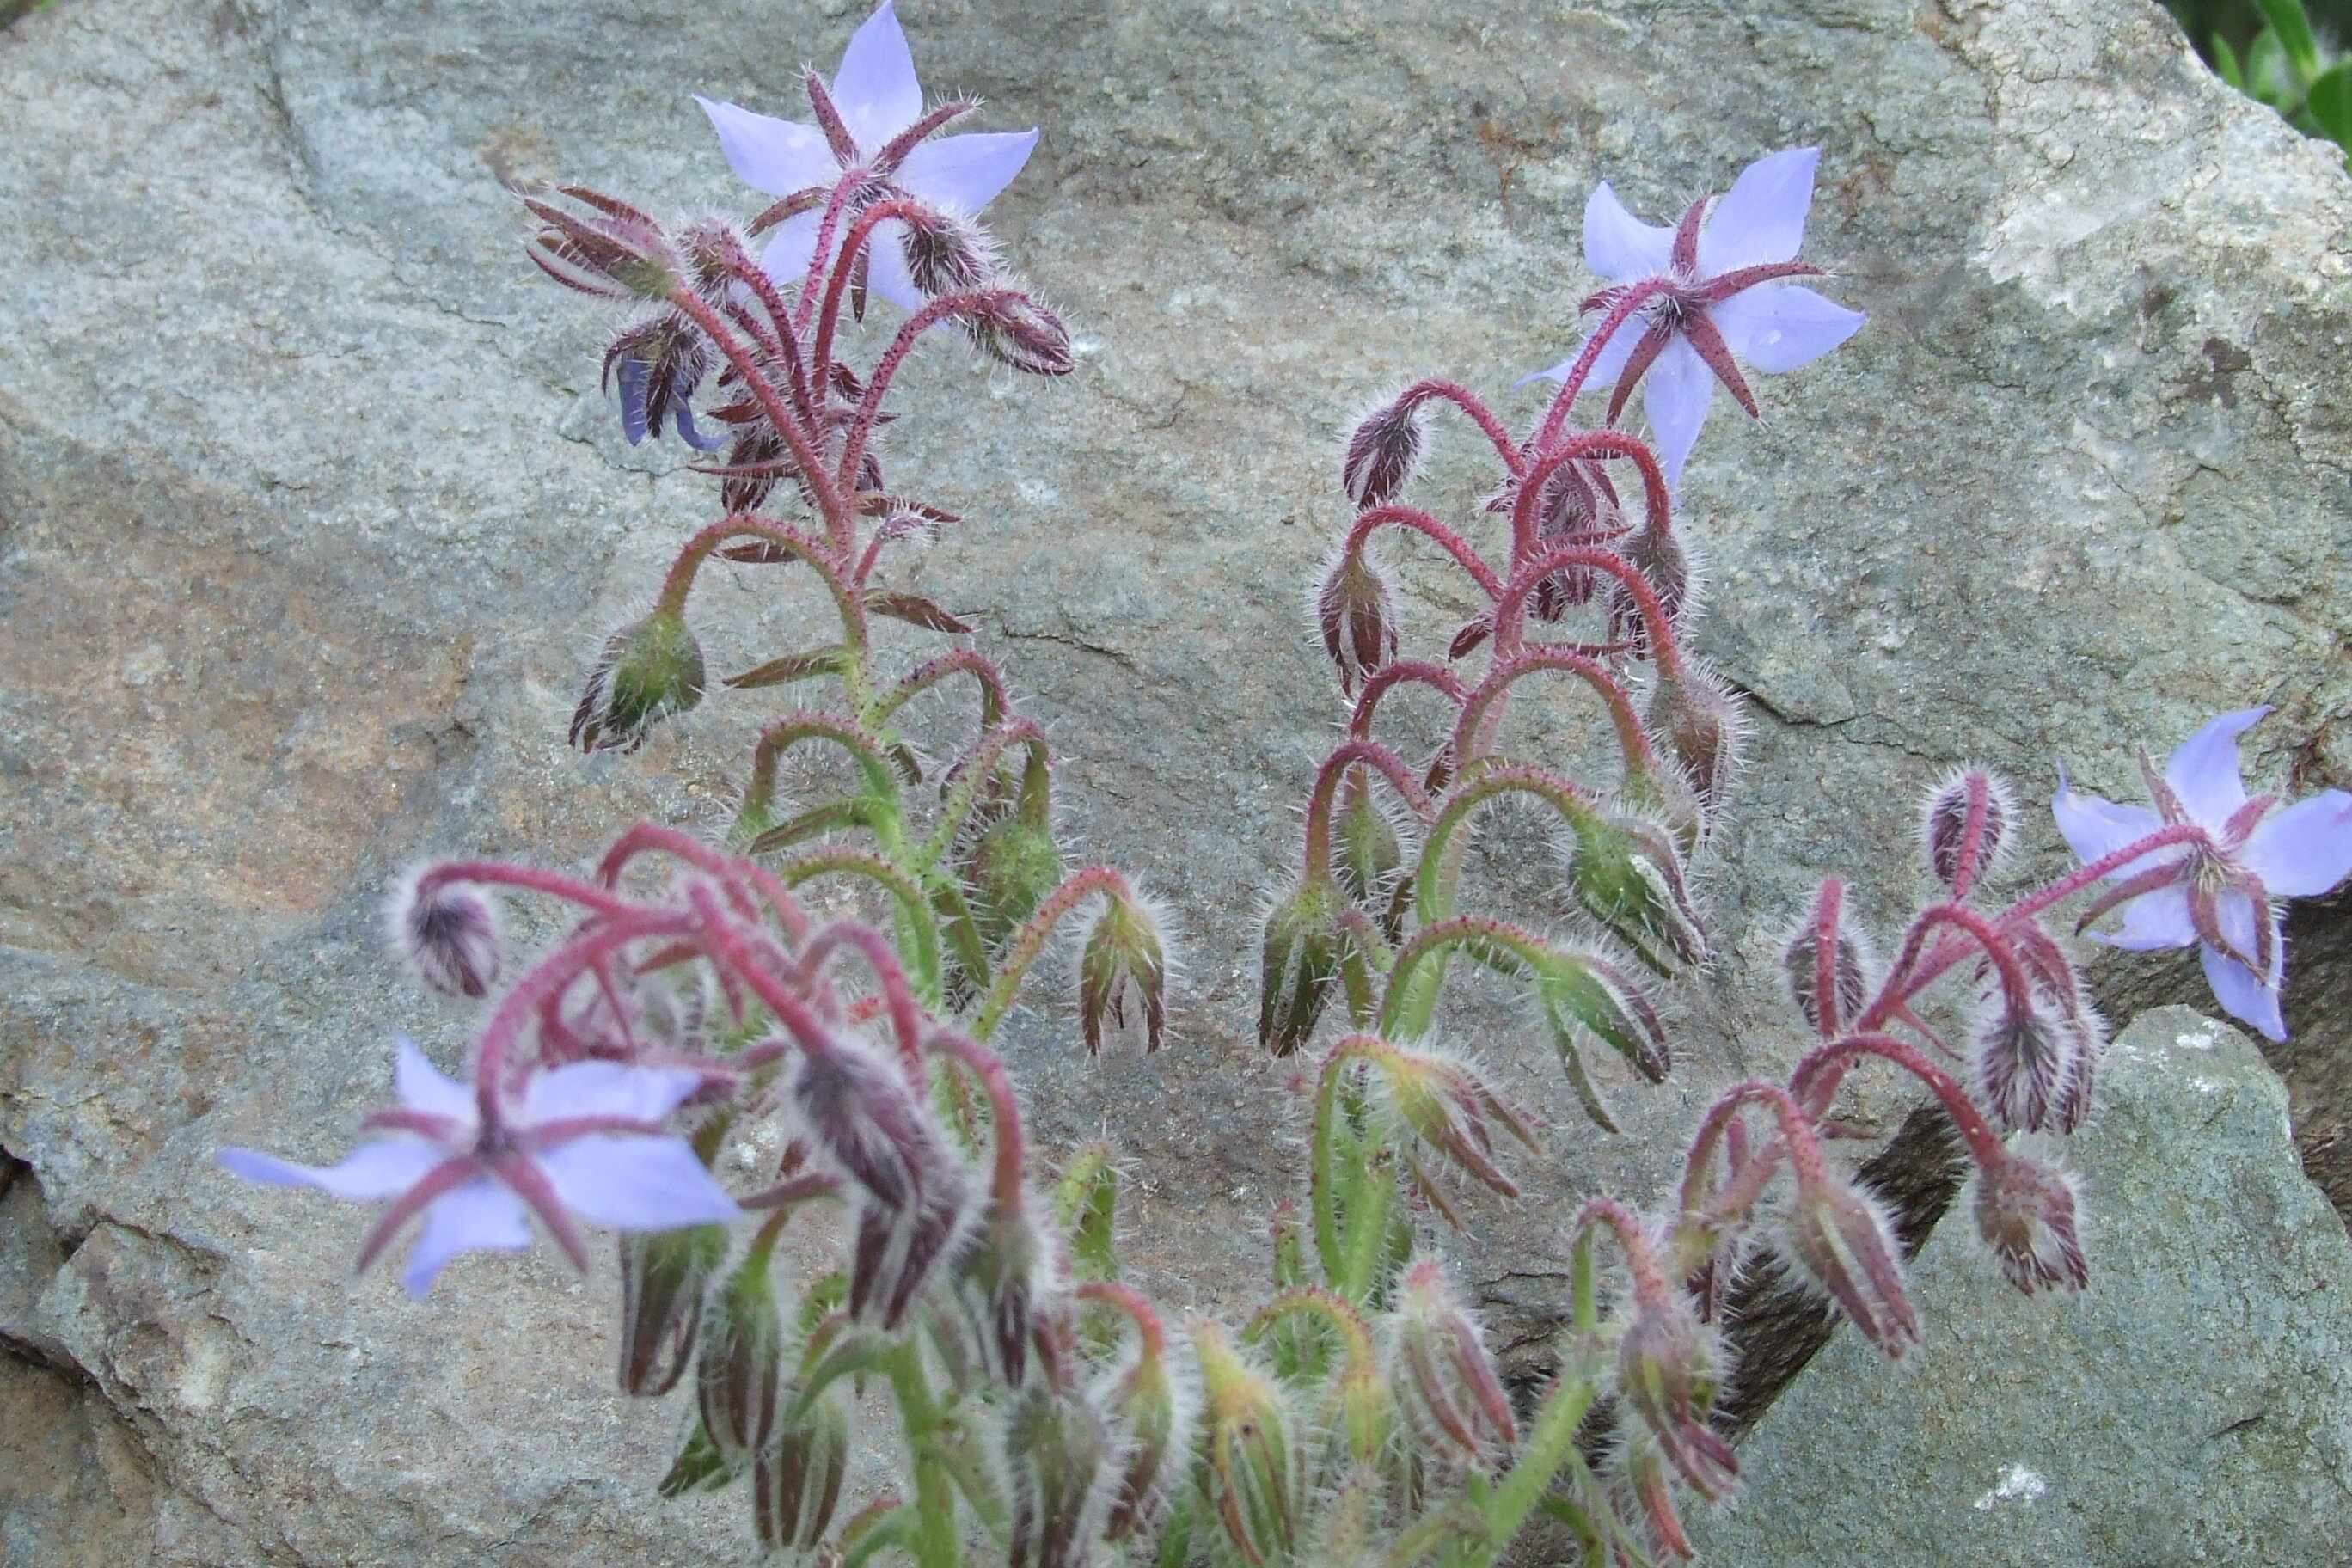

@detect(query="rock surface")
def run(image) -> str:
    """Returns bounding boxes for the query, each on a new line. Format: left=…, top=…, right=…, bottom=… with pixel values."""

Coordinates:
left=3, top=0, right=2349, bottom=1562
left=1694, top=1007, right=2352, bottom=1568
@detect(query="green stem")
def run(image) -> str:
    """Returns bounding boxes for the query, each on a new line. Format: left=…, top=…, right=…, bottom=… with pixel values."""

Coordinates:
left=920, top=719, right=1050, bottom=872
left=1412, top=763, right=1602, bottom=927
left=774, top=848, right=944, bottom=1008
left=971, top=866, right=1135, bottom=1040
left=1467, top=1373, right=1599, bottom=1565
left=883, top=1343, right=959, bottom=1568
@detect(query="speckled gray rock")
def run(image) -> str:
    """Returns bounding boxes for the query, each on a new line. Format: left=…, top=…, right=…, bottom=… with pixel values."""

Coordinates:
left=3, top=0, right=2349, bottom=1561
left=1691, top=1007, right=2352, bottom=1568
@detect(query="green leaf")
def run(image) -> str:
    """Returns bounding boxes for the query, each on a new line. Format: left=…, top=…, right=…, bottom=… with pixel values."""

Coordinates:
left=2211, top=31, right=2245, bottom=92
left=656, top=1421, right=741, bottom=1498
left=2308, top=61, right=2352, bottom=149
left=2249, top=27, right=2294, bottom=109
left=2256, top=0, right=2322, bottom=80
left=1052, top=1142, right=1121, bottom=1283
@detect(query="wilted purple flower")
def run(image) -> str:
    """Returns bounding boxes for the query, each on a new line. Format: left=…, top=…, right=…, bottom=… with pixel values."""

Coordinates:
left=1527, top=148, right=1865, bottom=483
left=605, top=314, right=725, bottom=451
left=218, top=1041, right=739, bottom=1296
left=696, top=1, right=1038, bottom=309
left=2055, top=706, right=2352, bottom=1041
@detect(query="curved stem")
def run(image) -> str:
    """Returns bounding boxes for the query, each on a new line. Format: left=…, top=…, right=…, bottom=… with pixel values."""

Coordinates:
left=1491, top=545, right=1682, bottom=675
left=773, top=848, right=944, bottom=1008
left=971, top=866, right=1137, bottom=1041
left=469, top=911, right=696, bottom=1125
left=1787, top=1032, right=2006, bottom=1170
left=743, top=710, right=905, bottom=842
left=810, top=197, right=933, bottom=402
left=1508, top=430, right=1674, bottom=570
left=1675, top=1081, right=1827, bottom=1246
left=410, top=861, right=642, bottom=921
left=1565, top=1195, right=1672, bottom=1310
left=793, top=171, right=867, bottom=333
left=1396, top=377, right=1526, bottom=476
left=921, top=718, right=1051, bottom=871
left=800, top=921, right=928, bottom=1079
left=836, top=286, right=1024, bottom=490
left=1347, top=658, right=1468, bottom=742
left=927, top=1027, right=1026, bottom=1213
left=1245, top=1287, right=1377, bottom=1372
left=1302, top=739, right=1434, bottom=879
left=596, top=822, right=812, bottom=946
left=1344, top=505, right=1507, bottom=603
left=666, top=288, right=854, bottom=548
left=654, top=515, right=867, bottom=660
left=1411, top=763, right=1601, bottom=926
left=1377, top=914, right=1553, bottom=1038
left=1450, top=644, right=1658, bottom=782
left=867, top=647, right=1009, bottom=735
left=1532, top=277, right=1671, bottom=450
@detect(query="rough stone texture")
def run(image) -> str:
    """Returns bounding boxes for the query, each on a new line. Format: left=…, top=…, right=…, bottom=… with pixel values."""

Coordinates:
left=1693, top=1007, right=2352, bottom=1568
left=3, top=0, right=2349, bottom=1562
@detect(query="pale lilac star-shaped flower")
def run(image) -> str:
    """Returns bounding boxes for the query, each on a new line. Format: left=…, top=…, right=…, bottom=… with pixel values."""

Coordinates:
left=219, top=1040, right=739, bottom=1296
left=695, top=0, right=1037, bottom=311
left=1528, top=148, right=1866, bottom=485
left=2054, top=707, right=2352, bottom=1042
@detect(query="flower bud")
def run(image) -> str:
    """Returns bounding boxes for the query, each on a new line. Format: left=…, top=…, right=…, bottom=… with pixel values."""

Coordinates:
left=1562, top=812, right=1707, bottom=974
left=571, top=610, right=707, bottom=754
left=903, top=207, right=1001, bottom=298
left=1607, top=524, right=1696, bottom=656
left=1521, top=455, right=1620, bottom=618
left=390, top=876, right=503, bottom=1000
left=522, top=185, right=683, bottom=302
left=1331, top=776, right=1407, bottom=932
left=969, top=287, right=1075, bottom=377
left=697, top=1248, right=784, bottom=1455
left=752, top=1381, right=849, bottom=1553
left=1079, top=887, right=1173, bottom=1054
left=1340, top=396, right=1427, bottom=511
left=960, top=1201, right=1055, bottom=1387
left=1004, top=1383, right=1115, bottom=1568
left=1646, top=662, right=1745, bottom=829
left=617, top=1223, right=727, bottom=1396
left=958, top=793, right=1064, bottom=951
left=1622, top=1435, right=1699, bottom=1561
left=1362, top=1042, right=1540, bottom=1201
left=1970, top=988, right=2082, bottom=1136
left=1614, top=1289, right=1736, bottom=1501
left=1191, top=1320, right=1302, bottom=1567
left=1779, top=913, right=1874, bottom=1038
left=1533, top=946, right=1672, bottom=1132
left=1969, top=1153, right=2089, bottom=1295
left=602, top=310, right=720, bottom=450
left=1387, top=1259, right=1515, bottom=1470
left=1922, top=767, right=2015, bottom=892
left=1783, top=1175, right=1919, bottom=1357
left=1099, top=1309, right=1191, bottom=1543
left=1312, top=544, right=1400, bottom=697
left=1259, top=879, right=1345, bottom=1057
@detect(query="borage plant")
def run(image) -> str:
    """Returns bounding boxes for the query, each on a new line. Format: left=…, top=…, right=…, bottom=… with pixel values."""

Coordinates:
left=216, top=6, right=2352, bottom=1568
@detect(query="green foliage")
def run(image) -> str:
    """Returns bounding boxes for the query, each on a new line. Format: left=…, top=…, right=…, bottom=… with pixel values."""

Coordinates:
left=2171, top=0, right=2352, bottom=167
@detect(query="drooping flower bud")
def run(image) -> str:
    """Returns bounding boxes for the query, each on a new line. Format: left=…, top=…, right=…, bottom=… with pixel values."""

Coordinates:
left=617, top=1222, right=727, bottom=1396
left=1387, top=1259, right=1515, bottom=1471
left=1614, top=1289, right=1736, bottom=1501
left=1531, top=946, right=1672, bottom=1131
left=959, top=1198, right=1056, bottom=1387
left=1969, top=987, right=2083, bottom=1136
left=1779, top=907, right=1875, bottom=1039
left=389, top=875, right=503, bottom=1000
left=903, top=207, right=1002, bottom=298
left=1607, top=524, right=1697, bottom=657
left=602, top=310, right=722, bottom=450
left=1621, top=1434, right=1700, bottom=1562
left=1312, top=544, right=1400, bottom=697
left=521, top=185, right=683, bottom=302
left=1562, top=812, right=1707, bottom=974
left=1969, top=1152, right=2089, bottom=1295
left=1646, top=661, right=1746, bottom=830
left=1922, top=767, right=2015, bottom=893
left=1358, top=1041, right=1540, bottom=1202
left=1003, top=1382, right=1116, bottom=1568
left=1191, top=1320, right=1303, bottom=1567
left=1079, top=887, right=1173, bottom=1054
left=1782, top=1175, right=1919, bottom=1358
left=968, top=286, right=1075, bottom=377
left=1259, top=879, right=1346, bottom=1056
left=571, top=610, right=707, bottom=754
left=1340, top=395, right=1428, bottom=511
left=1331, top=775, right=1407, bottom=932
left=752, top=1378, right=850, bottom=1554
left=955, top=783, right=1064, bottom=952
left=1095, top=1295, right=1191, bottom=1543
left=697, top=1247, right=785, bottom=1455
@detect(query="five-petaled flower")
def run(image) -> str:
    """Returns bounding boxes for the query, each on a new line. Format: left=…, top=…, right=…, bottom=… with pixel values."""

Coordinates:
left=1528, top=147, right=1865, bottom=485
left=2055, top=707, right=2352, bottom=1042
left=219, top=1040, right=740, bottom=1296
left=696, top=0, right=1038, bottom=311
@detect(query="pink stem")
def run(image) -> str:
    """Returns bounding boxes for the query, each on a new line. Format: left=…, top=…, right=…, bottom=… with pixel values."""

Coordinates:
left=927, top=1027, right=1026, bottom=1213
left=667, top=288, right=854, bottom=551
left=1787, top=1032, right=2007, bottom=1169
left=1303, top=739, right=1434, bottom=876
left=1398, top=377, right=1526, bottom=476
left=1344, top=505, right=1506, bottom=602
left=1533, top=277, right=1671, bottom=450
left=835, top=286, right=1022, bottom=490
left=597, top=822, right=812, bottom=946
left=1491, top=544, right=1682, bottom=676
left=1508, top=430, right=1674, bottom=569
left=800, top=922, right=928, bottom=1080
left=413, top=861, right=643, bottom=921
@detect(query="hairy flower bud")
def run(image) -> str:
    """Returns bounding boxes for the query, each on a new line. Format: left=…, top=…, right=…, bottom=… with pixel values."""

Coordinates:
left=1970, top=988, right=2085, bottom=1136
left=1340, top=396, right=1427, bottom=511
left=1646, top=662, right=1746, bottom=829
left=1259, top=879, right=1345, bottom=1056
left=697, top=1248, right=785, bottom=1455
left=617, top=1223, right=727, bottom=1396
left=960, top=1201, right=1056, bottom=1387
left=753, top=1380, right=850, bottom=1554
left=1331, top=775, right=1408, bottom=933
left=1783, top=1175, right=1919, bottom=1357
left=969, top=287, right=1075, bottom=376
left=1191, top=1320, right=1302, bottom=1567
left=903, top=207, right=1001, bottom=298
left=958, top=793, right=1064, bottom=952
left=571, top=611, right=707, bottom=754
left=1388, top=1259, right=1515, bottom=1470
left=1563, top=812, right=1707, bottom=974
left=1099, top=1308, right=1191, bottom=1542
left=1779, top=914, right=1874, bottom=1038
left=1923, top=767, right=2015, bottom=893
left=1079, top=888, right=1173, bottom=1054
left=390, top=875, right=503, bottom=1000
left=1615, top=1290, right=1736, bottom=1501
left=1004, top=1383, right=1115, bottom=1568
left=1969, top=1152, right=2089, bottom=1295
left=1532, top=946, right=1672, bottom=1131
left=1312, top=544, right=1400, bottom=697
left=601, top=310, right=721, bottom=450
left=1608, top=524, right=1696, bottom=656
left=1361, top=1042, right=1540, bottom=1202
left=522, top=185, right=683, bottom=302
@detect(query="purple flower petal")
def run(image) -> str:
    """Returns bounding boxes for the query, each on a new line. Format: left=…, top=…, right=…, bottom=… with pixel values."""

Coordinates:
left=615, top=357, right=651, bottom=446
left=220, top=1139, right=443, bottom=1201
left=2086, top=886, right=2196, bottom=951
left=672, top=400, right=726, bottom=453
left=1582, top=180, right=1673, bottom=281
left=2242, top=790, right=2352, bottom=897
left=1639, top=334, right=1716, bottom=486
left=897, top=128, right=1039, bottom=217
left=1706, top=285, right=1866, bottom=374
left=760, top=210, right=824, bottom=292
left=695, top=96, right=839, bottom=195
left=523, top=1061, right=701, bottom=1126
left=1696, top=147, right=1819, bottom=278
left=538, top=1135, right=744, bottom=1229
left=393, top=1038, right=476, bottom=1125
left=2163, top=706, right=2269, bottom=825
left=401, top=1180, right=532, bottom=1297
left=2051, top=768, right=2165, bottom=868
left=830, top=0, right=924, bottom=150
left=864, top=219, right=923, bottom=311
left=2200, top=940, right=2286, bottom=1041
